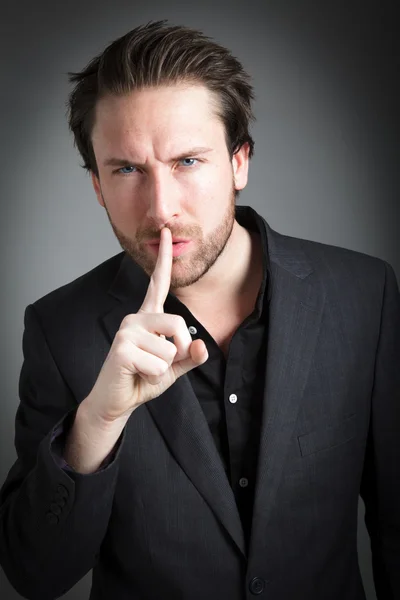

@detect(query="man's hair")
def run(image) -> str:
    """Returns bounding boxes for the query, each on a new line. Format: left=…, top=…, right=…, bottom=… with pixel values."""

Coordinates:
left=66, top=20, right=256, bottom=178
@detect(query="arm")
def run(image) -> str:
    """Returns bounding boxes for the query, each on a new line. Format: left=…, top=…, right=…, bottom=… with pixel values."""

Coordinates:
left=62, top=400, right=128, bottom=474
left=51, top=411, right=118, bottom=474
left=0, top=304, right=126, bottom=600
left=360, top=260, right=400, bottom=599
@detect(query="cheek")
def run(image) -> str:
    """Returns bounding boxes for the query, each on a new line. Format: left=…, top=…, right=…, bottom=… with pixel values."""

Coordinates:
left=186, top=164, right=230, bottom=198
left=103, top=175, right=138, bottom=197
left=100, top=182, right=141, bottom=223
left=100, top=176, right=141, bottom=215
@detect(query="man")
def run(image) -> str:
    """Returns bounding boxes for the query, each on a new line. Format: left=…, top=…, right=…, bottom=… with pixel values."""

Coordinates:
left=0, top=19, right=399, bottom=600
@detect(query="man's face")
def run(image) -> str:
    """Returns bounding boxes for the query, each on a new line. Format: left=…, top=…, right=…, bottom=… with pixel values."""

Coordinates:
left=90, top=83, right=249, bottom=291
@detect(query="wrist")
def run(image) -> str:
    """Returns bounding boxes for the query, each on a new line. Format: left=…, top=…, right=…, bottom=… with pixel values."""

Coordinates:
left=62, top=401, right=127, bottom=475
left=78, top=397, right=132, bottom=433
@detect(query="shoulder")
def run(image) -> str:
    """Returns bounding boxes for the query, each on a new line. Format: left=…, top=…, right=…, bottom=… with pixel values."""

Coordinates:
left=28, top=251, right=126, bottom=322
left=268, top=225, right=392, bottom=290
left=265, top=225, right=400, bottom=326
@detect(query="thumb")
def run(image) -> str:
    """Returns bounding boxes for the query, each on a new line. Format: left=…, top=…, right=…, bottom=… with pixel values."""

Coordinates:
left=173, top=339, right=209, bottom=377
left=189, top=339, right=209, bottom=365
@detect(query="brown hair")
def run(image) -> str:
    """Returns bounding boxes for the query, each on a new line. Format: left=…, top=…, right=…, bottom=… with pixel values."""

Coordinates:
left=66, top=20, right=256, bottom=178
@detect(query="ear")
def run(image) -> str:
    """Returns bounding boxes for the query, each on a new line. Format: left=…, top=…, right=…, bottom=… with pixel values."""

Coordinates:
left=232, top=142, right=250, bottom=191
left=91, top=171, right=105, bottom=207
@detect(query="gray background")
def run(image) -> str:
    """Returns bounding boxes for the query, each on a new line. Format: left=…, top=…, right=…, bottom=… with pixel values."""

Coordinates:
left=0, top=1, right=399, bottom=598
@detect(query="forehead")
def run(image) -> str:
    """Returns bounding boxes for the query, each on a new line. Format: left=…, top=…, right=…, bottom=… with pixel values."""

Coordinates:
left=92, top=84, right=223, bottom=146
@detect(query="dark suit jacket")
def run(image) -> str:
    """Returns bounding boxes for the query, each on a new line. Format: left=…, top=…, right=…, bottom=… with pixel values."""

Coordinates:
left=1, top=210, right=399, bottom=600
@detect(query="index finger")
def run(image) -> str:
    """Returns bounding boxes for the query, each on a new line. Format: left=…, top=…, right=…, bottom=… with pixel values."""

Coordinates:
left=139, top=226, right=173, bottom=314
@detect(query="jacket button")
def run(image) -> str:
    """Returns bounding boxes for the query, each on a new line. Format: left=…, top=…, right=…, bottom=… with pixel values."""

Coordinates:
left=249, top=577, right=265, bottom=595
left=46, top=512, right=59, bottom=525
left=53, top=492, right=66, bottom=506
left=56, top=484, right=68, bottom=499
left=50, top=503, right=62, bottom=515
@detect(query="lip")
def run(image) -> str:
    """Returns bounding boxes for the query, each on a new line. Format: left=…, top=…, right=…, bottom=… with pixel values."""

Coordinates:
left=147, top=237, right=190, bottom=244
left=147, top=240, right=192, bottom=257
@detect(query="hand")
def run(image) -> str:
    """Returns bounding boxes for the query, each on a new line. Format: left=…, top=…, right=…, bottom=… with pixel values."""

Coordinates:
left=85, top=227, right=209, bottom=424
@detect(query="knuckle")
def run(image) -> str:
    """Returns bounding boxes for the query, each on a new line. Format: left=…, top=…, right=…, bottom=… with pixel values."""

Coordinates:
left=167, top=342, right=178, bottom=361
left=114, top=329, right=129, bottom=344
left=155, top=359, right=168, bottom=376
left=172, top=314, right=186, bottom=329
left=120, top=314, right=137, bottom=328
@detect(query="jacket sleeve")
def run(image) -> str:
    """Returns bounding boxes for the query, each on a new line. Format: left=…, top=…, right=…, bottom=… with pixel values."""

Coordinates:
left=360, top=260, right=400, bottom=599
left=0, top=303, right=126, bottom=600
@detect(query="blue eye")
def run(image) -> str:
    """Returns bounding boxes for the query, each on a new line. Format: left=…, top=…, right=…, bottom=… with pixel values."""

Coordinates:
left=118, top=166, right=137, bottom=174
left=116, top=158, right=198, bottom=175
left=180, top=158, right=198, bottom=167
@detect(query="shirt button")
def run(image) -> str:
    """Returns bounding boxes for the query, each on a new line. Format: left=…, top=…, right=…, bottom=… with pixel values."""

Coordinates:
left=239, top=477, right=249, bottom=488
left=229, top=394, right=237, bottom=404
left=188, top=326, right=197, bottom=335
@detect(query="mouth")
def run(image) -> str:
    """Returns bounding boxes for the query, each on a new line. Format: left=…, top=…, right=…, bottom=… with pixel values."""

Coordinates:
left=147, top=237, right=190, bottom=244
left=147, top=240, right=192, bottom=257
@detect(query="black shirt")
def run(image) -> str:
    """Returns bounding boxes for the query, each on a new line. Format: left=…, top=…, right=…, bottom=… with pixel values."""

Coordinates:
left=164, top=205, right=272, bottom=551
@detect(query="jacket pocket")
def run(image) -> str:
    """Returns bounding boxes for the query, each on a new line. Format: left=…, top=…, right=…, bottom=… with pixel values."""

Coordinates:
left=297, top=413, right=357, bottom=457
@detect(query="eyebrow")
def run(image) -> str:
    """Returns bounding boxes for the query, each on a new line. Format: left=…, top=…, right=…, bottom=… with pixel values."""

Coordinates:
left=103, top=147, right=213, bottom=168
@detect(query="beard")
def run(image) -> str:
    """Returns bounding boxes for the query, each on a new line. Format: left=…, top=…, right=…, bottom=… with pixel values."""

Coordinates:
left=100, top=181, right=239, bottom=292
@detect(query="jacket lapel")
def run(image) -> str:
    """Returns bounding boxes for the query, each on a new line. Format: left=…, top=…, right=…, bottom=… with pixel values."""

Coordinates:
left=100, top=215, right=325, bottom=562
left=248, top=220, right=326, bottom=558
left=101, top=257, right=247, bottom=558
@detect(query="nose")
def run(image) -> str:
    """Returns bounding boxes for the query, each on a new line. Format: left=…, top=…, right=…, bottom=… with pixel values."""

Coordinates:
left=145, top=169, right=182, bottom=227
